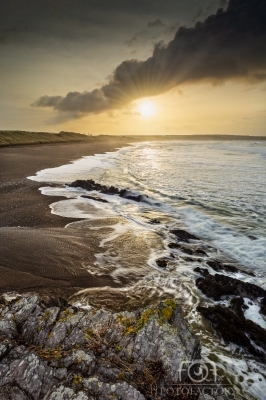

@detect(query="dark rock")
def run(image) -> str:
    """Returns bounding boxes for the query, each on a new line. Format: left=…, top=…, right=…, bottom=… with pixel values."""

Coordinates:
left=81, top=195, right=108, bottom=203
left=149, top=219, right=161, bottom=224
left=170, top=229, right=199, bottom=242
left=181, top=246, right=207, bottom=257
left=207, top=260, right=255, bottom=276
left=119, top=189, right=146, bottom=202
left=196, top=273, right=266, bottom=301
left=195, top=249, right=207, bottom=256
left=248, top=235, right=257, bottom=240
left=168, top=242, right=179, bottom=249
left=260, top=297, right=266, bottom=316
left=69, top=179, right=149, bottom=204
left=194, top=267, right=209, bottom=277
left=197, top=303, right=266, bottom=360
left=169, top=242, right=207, bottom=258
left=180, top=247, right=194, bottom=255
left=183, top=257, right=202, bottom=263
left=156, top=258, right=168, bottom=269
left=230, top=297, right=247, bottom=318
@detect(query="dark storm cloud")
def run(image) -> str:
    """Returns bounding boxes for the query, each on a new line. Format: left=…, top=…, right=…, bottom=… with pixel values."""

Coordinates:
left=0, top=0, right=142, bottom=44
left=33, top=0, right=266, bottom=115
left=0, top=0, right=192, bottom=44
left=191, top=8, right=205, bottom=24
left=32, top=91, right=110, bottom=113
left=1, top=0, right=220, bottom=47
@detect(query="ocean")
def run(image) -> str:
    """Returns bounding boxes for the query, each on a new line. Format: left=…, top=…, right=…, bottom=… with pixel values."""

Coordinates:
left=29, top=140, right=266, bottom=399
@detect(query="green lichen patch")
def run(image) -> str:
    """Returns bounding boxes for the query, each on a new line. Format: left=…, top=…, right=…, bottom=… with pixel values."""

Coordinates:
left=58, top=308, right=74, bottom=322
left=118, top=300, right=177, bottom=336
left=40, top=310, right=51, bottom=322
left=157, top=299, right=177, bottom=325
left=165, top=299, right=177, bottom=310
left=73, top=374, right=83, bottom=385
left=84, top=328, right=94, bottom=339
left=160, top=306, right=173, bottom=322
left=136, top=309, right=153, bottom=330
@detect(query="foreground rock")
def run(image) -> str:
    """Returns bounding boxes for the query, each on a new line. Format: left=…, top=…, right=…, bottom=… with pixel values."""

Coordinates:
left=0, top=293, right=201, bottom=400
left=69, top=179, right=149, bottom=203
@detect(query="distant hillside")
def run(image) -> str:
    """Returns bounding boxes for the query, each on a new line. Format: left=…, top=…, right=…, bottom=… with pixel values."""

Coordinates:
left=0, top=130, right=93, bottom=147
left=1, top=131, right=265, bottom=147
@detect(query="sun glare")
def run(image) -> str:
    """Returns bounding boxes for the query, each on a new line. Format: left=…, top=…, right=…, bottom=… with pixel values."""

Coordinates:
left=138, top=100, right=156, bottom=117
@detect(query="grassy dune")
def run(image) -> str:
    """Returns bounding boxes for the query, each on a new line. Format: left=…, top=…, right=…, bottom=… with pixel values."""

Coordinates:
left=0, top=130, right=93, bottom=147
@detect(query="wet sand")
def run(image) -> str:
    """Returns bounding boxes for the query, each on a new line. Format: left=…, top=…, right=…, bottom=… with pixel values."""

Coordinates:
left=0, top=138, right=133, bottom=296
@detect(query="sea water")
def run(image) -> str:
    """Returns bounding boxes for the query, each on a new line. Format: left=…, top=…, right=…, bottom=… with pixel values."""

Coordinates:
left=29, top=140, right=266, bottom=399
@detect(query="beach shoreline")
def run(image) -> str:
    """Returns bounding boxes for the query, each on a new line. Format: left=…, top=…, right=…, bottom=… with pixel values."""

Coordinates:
left=0, top=138, right=135, bottom=297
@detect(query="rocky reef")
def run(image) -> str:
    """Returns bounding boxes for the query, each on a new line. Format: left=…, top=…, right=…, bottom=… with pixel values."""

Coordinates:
left=69, top=179, right=149, bottom=203
left=0, top=293, right=202, bottom=400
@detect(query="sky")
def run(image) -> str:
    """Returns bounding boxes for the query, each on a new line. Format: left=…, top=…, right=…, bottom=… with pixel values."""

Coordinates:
left=1, top=0, right=266, bottom=136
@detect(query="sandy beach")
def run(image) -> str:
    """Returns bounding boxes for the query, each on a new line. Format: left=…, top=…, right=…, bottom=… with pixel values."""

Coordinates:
left=0, top=138, right=133, bottom=297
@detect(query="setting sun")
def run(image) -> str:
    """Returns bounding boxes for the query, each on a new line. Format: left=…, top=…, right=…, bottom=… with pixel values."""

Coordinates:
left=138, top=100, right=156, bottom=117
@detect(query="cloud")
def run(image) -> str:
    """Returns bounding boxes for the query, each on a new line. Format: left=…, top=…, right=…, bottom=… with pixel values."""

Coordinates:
left=219, top=0, right=228, bottom=8
left=32, top=95, right=63, bottom=107
left=0, top=0, right=191, bottom=47
left=191, top=8, right=205, bottom=24
left=125, top=37, right=138, bottom=47
left=33, top=0, right=266, bottom=116
left=147, top=19, right=164, bottom=28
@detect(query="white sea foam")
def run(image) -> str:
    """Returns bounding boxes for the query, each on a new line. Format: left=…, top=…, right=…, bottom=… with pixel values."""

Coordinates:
left=243, top=298, right=266, bottom=330
left=49, top=198, right=116, bottom=219
left=180, top=206, right=266, bottom=276
left=28, top=152, right=116, bottom=183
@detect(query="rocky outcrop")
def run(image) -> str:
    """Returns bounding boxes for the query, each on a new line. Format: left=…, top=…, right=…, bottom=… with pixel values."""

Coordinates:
left=206, top=260, right=255, bottom=276
left=198, top=300, right=266, bottom=360
left=196, top=270, right=266, bottom=301
left=169, top=229, right=199, bottom=243
left=195, top=268, right=266, bottom=361
left=69, top=179, right=149, bottom=203
left=0, top=293, right=201, bottom=400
